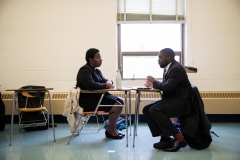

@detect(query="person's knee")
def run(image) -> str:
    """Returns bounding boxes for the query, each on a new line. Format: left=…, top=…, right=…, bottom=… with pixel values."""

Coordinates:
left=110, top=106, right=122, bottom=114
left=112, top=102, right=123, bottom=112
left=149, top=106, right=161, bottom=117
left=149, top=107, right=154, bottom=116
left=142, top=106, right=149, bottom=114
left=116, top=97, right=124, bottom=105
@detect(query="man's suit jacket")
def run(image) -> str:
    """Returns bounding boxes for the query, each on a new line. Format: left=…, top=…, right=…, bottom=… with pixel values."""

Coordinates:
left=76, top=63, right=113, bottom=108
left=152, top=60, right=192, bottom=117
left=181, top=85, right=212, bottom=150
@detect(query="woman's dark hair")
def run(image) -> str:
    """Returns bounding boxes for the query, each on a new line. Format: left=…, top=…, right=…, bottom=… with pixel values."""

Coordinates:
left=160, top=48, right=175, bottom=59
left=85, top=48, right=99, bottom=63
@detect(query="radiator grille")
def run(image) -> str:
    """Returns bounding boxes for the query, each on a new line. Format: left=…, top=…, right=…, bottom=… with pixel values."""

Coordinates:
left=1, top=94, right=13, bottom=99
left=113, top=92, right=161, bottom=99
left=1, top=92, right=240, bottom=99
left=1, top=93, right=50, bottom=99
left=113, top=92, right=240, bottom=99
left=200, top=92, right=240, bottom=98
left=52, top=93, right=68, bottom=99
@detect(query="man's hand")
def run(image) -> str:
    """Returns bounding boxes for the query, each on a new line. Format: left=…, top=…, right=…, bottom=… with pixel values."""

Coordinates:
left=146, top=75, right=155, bottom=83
left=144, top=75, right=155, bottom=88
left=144, top=80, right=153, bottom=88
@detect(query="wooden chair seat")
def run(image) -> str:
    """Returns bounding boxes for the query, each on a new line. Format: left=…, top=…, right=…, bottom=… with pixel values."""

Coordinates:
left=83, top=110, right=107, bottom=115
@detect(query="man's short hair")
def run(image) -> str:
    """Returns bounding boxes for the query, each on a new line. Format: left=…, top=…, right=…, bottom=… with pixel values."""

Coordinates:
left=160, top=48, right=175, bottom=58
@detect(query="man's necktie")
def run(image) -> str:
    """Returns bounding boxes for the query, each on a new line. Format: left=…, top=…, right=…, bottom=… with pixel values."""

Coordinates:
left=163, top=68, right=167, bottom=82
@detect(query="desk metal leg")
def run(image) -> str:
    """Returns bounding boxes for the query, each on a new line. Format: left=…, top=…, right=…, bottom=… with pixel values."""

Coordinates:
left=133, top=91, right=140, bottom=147
left=47, top=91, right=56, bottom=142
left=9, top=92, right=16, bottom=146
left=124, top=91, right=128, bottom=147
left=128, top=90, right=131, bottom=136
left=136, top=92, right=140, bottom=136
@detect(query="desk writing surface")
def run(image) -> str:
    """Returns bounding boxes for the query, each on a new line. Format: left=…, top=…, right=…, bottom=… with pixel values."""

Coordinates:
left=80, top=88, right=131, bottom=93
left=184, top=67, right=197, bottom=73
left=130, top=87, right=160, bottom=92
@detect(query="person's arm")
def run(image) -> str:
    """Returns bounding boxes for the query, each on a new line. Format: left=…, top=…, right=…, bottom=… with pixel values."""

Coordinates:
left=96, top=69, right=114, bottom=89
left=144, top=80, right=153, bottom=88
left=77, top=67, right=106, bottom=90
left=153, top=67, right=183, bottom=93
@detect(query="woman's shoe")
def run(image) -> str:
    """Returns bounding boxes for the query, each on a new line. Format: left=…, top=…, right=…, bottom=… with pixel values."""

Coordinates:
left=105, top=130, right=123, bottom=139
left=118, top=132, right=125, bottom=137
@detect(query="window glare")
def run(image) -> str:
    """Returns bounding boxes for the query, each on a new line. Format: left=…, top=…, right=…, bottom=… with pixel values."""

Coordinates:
left=123, top=56, right=161, bottom=79
left=123, top=55, right=180, bottom=79
left=121, top=24, right=181, bottom=51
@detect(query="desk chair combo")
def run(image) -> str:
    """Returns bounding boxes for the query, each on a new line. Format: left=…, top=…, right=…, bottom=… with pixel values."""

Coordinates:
left=132, top=88, right=162, bottom=147
left=6, top=86, right=56, bottom=146
left=67, top=92, right=108, bottom=144
left=65, top=88, right=131, bottom=147
left=17, top=91, right=49, bottom=130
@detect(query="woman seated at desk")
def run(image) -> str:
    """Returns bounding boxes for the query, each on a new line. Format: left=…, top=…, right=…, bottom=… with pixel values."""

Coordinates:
left=76, top=48, right=124, bottom=139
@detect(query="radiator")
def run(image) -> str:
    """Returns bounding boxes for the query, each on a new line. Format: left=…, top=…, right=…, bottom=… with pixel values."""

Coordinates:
left=2, top=91, right=240, bottom=115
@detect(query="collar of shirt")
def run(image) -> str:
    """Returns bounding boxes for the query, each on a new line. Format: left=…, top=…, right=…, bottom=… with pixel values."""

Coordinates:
left=164, top=62, right=172, bottom=74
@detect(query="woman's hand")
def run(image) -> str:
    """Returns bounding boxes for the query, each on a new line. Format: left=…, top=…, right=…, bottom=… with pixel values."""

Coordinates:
left=106, top=80, right=112, bottom=84
left=106, top=82, right=114, bottom=89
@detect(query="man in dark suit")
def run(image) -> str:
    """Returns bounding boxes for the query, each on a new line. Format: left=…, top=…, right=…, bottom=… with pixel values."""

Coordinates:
left=143, top=48, right=192, bottom=152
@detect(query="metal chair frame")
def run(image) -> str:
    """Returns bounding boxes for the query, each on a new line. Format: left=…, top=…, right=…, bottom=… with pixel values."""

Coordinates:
left=67, top=89, right=130, bottom=147
left=6, top=88, right=56, bottom=146
left=17, top=92, right=49, bottom=130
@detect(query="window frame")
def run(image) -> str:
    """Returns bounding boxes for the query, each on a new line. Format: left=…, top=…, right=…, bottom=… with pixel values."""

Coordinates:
left=117, top=23, right=185, bottom=80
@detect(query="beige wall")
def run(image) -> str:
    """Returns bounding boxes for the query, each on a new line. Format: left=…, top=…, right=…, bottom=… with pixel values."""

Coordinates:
left=0, top=0, right=117, bottom=92
left=0, top=0, right=240, bottom=93
left=185, top=0, right=240, bottom=91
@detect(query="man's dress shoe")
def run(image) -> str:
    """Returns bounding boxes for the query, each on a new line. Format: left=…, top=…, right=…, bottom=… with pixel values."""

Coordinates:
left=163, top=139, right=187, bottom=152
left=153, top=137, right=173, bottom=150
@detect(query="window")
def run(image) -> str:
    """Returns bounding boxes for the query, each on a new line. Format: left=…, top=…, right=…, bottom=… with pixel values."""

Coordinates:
left=117, top=0, right=185, bottom=79
left=118, top=24, right=183, bottom=79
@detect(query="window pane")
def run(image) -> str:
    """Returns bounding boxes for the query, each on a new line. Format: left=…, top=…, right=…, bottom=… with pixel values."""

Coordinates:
left=123, top=55, right=180, bottom=79
left=123, top=56, right=161, bottom=79
left=121, top=24, right=181, bottom=51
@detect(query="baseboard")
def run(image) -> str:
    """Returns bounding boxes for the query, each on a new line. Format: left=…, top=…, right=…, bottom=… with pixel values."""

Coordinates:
left=5, top=114, right=240, bottom=124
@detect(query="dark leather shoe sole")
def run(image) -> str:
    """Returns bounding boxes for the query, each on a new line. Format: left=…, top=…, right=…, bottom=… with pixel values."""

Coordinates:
left=163, top=139, right=187, bottom=152
left=153, top=141, right=169, bottom=150
left=118, top=133, right=125, bottom=137
left=153, top=137, right=173, bottom=150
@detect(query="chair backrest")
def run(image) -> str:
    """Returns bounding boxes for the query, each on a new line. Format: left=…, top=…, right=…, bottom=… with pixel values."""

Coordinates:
left=22, top=92, right=36, bottom=98
left=17, top=86, right=46, bottom=109
left=18, top=92, right=43, bottom=109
